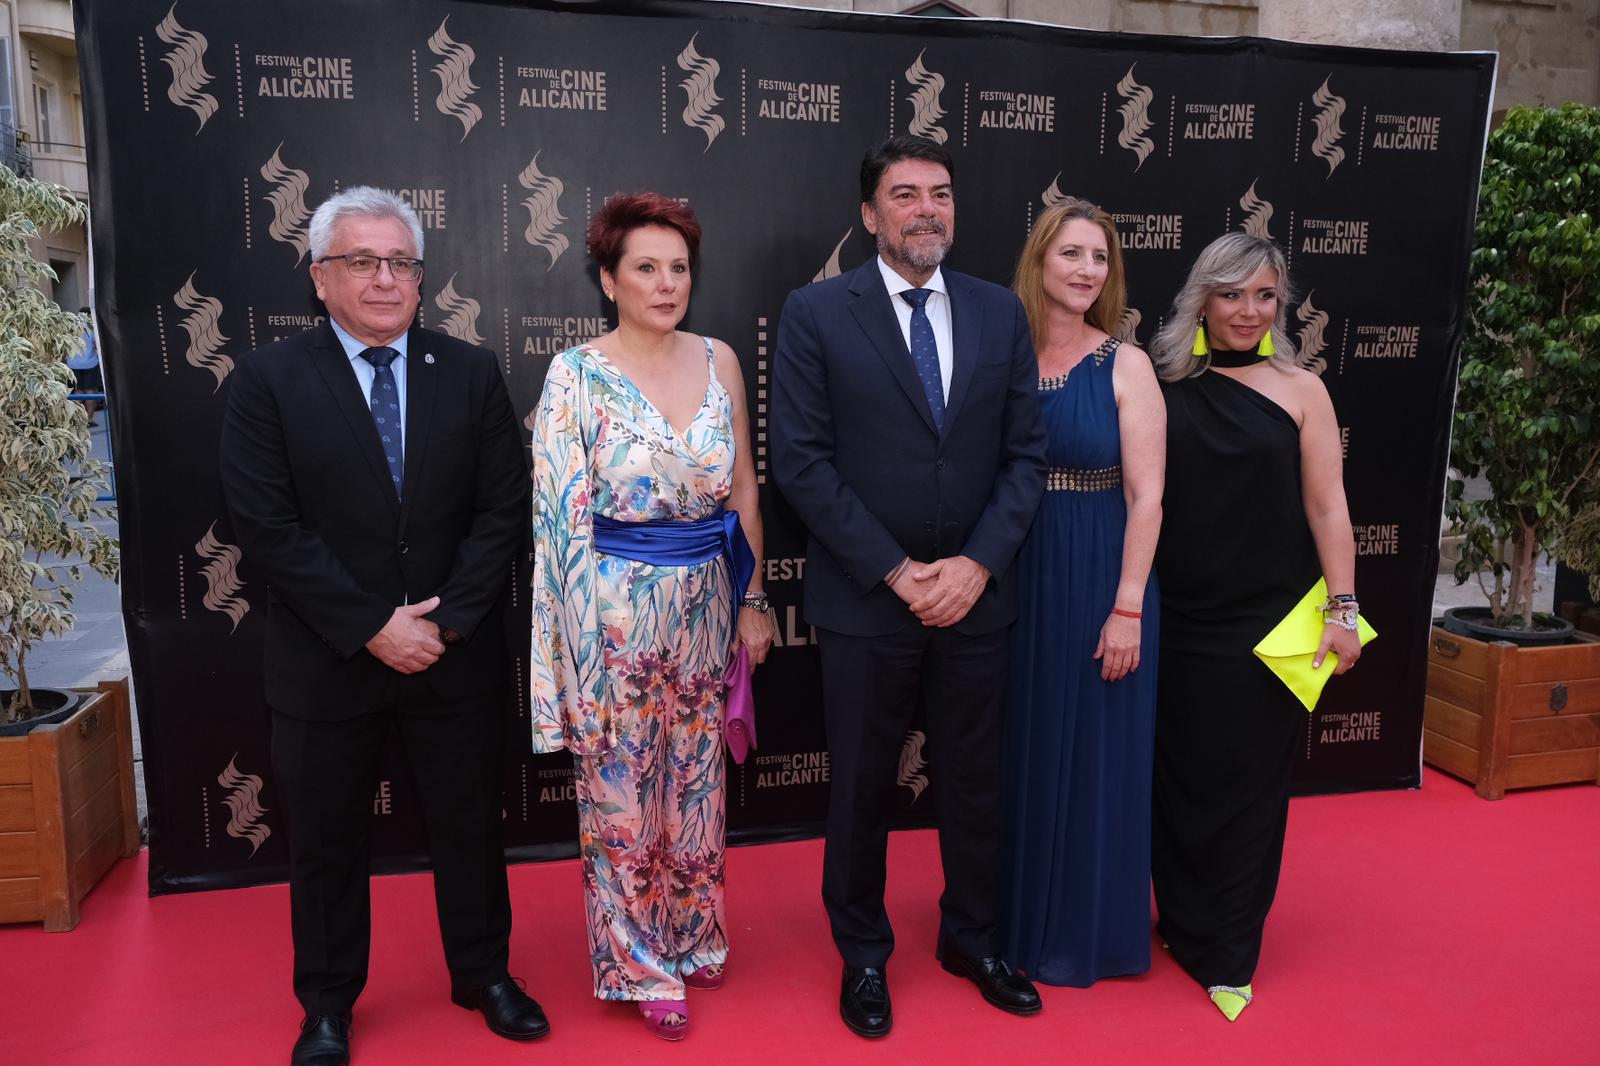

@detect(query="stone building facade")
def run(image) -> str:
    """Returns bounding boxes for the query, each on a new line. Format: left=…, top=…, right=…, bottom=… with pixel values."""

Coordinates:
left=0, top=0, right=89, bottom=307
left=749, top=0, right=1600, bottom=114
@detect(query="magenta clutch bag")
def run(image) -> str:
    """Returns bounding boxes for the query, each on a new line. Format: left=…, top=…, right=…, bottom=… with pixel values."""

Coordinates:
left=725, top=644, right=757, bottom=764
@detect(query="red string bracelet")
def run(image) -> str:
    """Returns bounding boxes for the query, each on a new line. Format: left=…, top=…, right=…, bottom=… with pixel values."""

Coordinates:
left=1111, top=607, right=1142, bottom=619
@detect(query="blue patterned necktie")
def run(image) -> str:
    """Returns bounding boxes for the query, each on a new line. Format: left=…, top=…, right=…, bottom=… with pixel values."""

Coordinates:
left=358, top=346, right=404, bottom=499
left=899, top=288, right=945, bottom=432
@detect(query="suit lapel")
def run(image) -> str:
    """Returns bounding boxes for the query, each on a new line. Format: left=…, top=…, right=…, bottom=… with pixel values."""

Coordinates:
left=397, top=327, right=438, bottom=534
left=310, top=323, right=400, bottom=520
left=941, top=271, right=983, bottom=436
left=846, top=260, right=939, bottom=436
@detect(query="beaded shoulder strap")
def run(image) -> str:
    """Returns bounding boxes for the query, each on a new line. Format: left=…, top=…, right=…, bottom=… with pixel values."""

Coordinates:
left=1039, top=336, right=1121, bottom=391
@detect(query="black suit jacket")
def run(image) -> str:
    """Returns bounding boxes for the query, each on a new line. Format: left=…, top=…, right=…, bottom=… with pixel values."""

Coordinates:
left=219, top=322, right=529, bottom=720
left=771, top=259, right=1046, bottom=637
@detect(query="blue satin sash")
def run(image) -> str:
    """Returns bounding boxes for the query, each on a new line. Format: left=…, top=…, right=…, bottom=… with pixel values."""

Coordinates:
left=591, top=507, right=755, bottom=638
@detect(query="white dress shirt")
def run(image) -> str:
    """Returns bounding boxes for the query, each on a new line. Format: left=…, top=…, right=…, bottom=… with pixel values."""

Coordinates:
left=877, top=256, right=952, bottom=402
left=329, top=317, right=409, bottom=454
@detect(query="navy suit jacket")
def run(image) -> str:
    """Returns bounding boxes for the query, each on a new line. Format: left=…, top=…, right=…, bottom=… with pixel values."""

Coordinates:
left=219, top=322, right=528, bottom=720
left=771, top=259, right=1046, bottom=637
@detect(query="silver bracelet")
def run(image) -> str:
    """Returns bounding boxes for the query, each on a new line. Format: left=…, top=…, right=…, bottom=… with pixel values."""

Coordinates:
left=1319, top=594, right=1358, bottom=631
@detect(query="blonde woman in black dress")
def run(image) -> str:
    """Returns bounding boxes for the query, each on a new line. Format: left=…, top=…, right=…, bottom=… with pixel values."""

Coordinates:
left=1148, top=232, right=1361, bottom=1021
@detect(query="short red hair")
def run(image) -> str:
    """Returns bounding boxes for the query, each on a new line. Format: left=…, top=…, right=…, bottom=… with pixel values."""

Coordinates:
left=586, top=192, right=702, bottom=273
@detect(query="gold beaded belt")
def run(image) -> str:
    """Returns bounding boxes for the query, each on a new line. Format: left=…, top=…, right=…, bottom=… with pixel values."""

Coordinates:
left=1046, top=464, right=1122, bottom=492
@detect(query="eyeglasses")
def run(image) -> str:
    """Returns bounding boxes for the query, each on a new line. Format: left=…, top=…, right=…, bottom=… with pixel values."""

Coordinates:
left=318, top=254, right=424, bottom=281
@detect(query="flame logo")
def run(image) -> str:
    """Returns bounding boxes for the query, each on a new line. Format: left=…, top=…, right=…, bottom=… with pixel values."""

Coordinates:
left=517, top=152, right=569, bottom=269
left=903, top=50, right=947, bottom=144
left=434, top=273, right=485, bottom=346
left=427, top=17, right=482, bottom=141
left=1239, top=180, right=1274, bottom=240
left=676, top=34, right=725, bottom=151
left=153, top=5, right=218, bottom=133
left=217, top=755, right=271, bottom=856
left=897, top=730, right=929, bottom=803
left=196, top=521, right=248, bottom=632
left=1041, top=172, right=1068, bottom=208
left=260, top=144, right=311, bottom=266
left=1310, top=76, right=1347, bottom=178
left=1116, top=307, right=1143, bottom=346
left=1115, top=64, right=1155, bottom=170
left=174, top=272, right=232, bottom=390
left=812, top=229, right=852, bottom=283
left=1294, top=292, right=1330, bottom=375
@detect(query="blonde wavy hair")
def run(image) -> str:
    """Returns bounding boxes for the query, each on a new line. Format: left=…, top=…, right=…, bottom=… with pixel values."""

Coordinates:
left=1150, top=232, right=1296, bottom=383
left=1012, top=198, right=1126, bottom=351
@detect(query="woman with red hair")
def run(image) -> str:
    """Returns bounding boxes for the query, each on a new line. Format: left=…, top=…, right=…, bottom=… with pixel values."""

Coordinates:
left=528, top=193, right=775, bottom=1040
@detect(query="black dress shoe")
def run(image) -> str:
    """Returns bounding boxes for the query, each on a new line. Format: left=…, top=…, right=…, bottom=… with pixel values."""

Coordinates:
left=839, top=965, right=892, bottom=1038
left=451, top=977, right=551, bottom=1041
left=941, top=953, right=1043, bottom=1015
left=291, top=1013, right=351, bottom=1066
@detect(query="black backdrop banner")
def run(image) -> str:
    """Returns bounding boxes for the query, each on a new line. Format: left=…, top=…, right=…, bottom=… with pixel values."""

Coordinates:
left=74, top=0, right=1495, bottom=894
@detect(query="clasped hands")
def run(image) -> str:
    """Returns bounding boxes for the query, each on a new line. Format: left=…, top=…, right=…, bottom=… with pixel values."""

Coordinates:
left=890, top=555, right=990, bottom=628
left=366, top=595, right=445, bottom=674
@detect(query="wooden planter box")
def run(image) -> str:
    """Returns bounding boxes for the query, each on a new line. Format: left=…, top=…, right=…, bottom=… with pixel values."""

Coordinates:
left=0, top=679, right=139, bottom=930
left=1424, top=626, right=1600, bottom=800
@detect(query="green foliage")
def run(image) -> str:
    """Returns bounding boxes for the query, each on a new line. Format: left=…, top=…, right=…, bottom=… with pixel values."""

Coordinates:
left=0, top=164, right=119, bottom=720
left=1448, top=103, right=1600, bottom=629
left=1562, top=506, right=1600, bottom=603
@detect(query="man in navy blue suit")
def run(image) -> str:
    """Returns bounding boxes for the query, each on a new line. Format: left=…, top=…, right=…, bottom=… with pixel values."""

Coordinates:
left=772, top=136, right=1047, bottom=1038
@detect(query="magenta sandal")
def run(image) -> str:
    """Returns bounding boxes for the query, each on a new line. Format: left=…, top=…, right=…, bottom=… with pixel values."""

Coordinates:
left=639, top=1000, right=689, bottom=1041
left=683, top=964, right=725, bottom=991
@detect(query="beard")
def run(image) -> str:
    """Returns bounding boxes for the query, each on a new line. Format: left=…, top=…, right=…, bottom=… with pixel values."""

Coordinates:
left=877, top=218, right=952, bottom=273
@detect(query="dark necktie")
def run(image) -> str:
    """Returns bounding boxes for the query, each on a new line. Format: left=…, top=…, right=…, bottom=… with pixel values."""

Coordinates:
left=358, top=346, right=404, bottom=498
left=899, top=288, right=945, bottom=431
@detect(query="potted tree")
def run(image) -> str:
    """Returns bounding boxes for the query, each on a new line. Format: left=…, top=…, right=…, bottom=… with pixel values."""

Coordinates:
left=1424, top=103, right=1600, bottom=799
left=0, top=162, right=136, bottom=929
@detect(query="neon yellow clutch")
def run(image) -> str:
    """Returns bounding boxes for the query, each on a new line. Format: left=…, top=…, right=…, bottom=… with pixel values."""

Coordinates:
left=1253, top=578, right=1377, bottom=713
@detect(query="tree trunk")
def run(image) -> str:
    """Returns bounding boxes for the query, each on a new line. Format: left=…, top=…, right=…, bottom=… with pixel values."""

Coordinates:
left=1, top=656, right=31, bottom=722
left=1509, top=518, right=1538, bottom=629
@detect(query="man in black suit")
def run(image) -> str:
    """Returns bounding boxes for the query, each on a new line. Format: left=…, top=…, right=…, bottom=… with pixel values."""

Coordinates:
left=220, top=188, right=545, bottom=1065
left=772, top=136, right=1048, bottom=1038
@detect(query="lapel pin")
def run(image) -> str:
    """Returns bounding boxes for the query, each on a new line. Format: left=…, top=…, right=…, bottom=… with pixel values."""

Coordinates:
left=425, top=353, right=435, bottom=364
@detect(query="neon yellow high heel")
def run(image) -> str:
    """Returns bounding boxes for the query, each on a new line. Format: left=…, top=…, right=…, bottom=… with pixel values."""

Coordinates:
left=1207, top=983, right=1253, bottom=1022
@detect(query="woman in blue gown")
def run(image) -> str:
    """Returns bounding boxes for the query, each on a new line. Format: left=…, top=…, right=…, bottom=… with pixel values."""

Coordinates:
left=998, top=198, right=1166, bottom=987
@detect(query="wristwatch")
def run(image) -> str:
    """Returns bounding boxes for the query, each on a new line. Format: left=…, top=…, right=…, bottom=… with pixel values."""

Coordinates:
left=741, top=592, right=771, bottom=614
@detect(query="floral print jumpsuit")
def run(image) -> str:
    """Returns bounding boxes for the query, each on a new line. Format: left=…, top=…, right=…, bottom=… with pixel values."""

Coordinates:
left=530, top=339, right=734, bottom=1002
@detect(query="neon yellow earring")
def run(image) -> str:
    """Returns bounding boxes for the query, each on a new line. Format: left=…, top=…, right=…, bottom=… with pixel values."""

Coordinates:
left=1257, top=331, right=1275, bottom=357
left=1191, top=320, right=1209, bottom=357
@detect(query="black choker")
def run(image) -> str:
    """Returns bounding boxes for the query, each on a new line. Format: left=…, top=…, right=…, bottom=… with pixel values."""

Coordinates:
left=1207, top=348, right=1265, bottom=368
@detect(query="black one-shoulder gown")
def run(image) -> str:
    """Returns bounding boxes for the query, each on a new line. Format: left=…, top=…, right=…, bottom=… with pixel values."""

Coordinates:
left=1152, top=367, right=1320, bottom=989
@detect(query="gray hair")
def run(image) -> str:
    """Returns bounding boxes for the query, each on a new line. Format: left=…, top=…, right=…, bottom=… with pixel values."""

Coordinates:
left=1150, top=232, right=1296, bottom=383
left=307, top=186, right=425, bottom=262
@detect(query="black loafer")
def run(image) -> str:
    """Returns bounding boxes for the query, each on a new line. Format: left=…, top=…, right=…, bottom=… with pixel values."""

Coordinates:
left=840, top=965, right=892, bottom=1038
left=941, top=953, right=1042, bottom=1015
left=451, top=977, right=551, bottom=1041
left=291, top=1013, right=351, bottom=1066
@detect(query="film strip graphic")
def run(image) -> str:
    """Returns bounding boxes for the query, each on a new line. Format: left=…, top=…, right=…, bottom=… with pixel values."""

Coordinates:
left=755, top=316, right=769, bottom=485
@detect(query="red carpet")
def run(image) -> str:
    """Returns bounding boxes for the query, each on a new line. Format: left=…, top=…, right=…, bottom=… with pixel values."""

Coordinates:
left=2, top=768, right=1596, bottom=1065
